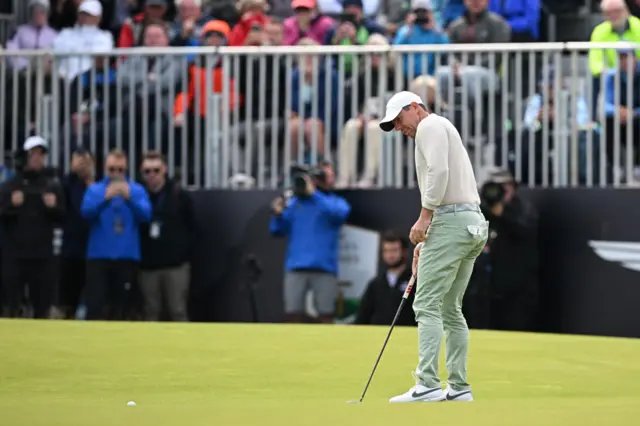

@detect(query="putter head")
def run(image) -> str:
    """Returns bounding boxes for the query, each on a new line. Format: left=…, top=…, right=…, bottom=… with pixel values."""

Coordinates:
left=345, top=400, right=362, bottom=404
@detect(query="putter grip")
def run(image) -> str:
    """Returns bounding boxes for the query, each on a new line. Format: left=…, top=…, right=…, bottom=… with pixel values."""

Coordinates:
left=402, top=275, right=416, bottom=299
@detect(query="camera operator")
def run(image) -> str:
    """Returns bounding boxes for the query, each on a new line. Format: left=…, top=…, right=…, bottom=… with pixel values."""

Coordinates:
left=476, top=169, right=539, bottom=332
left=0, top=136, right=65, bottom=318
left=270, top=162, right=351, bottom=324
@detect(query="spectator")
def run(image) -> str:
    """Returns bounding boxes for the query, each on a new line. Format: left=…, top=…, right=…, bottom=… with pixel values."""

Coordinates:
left=603, top=49, right=640, bottom=179
left=283, top=0, right=335, bottom=45
left=168, top=0, right=211, bottom=46
left=5, top=0, right=58, bottom=71
left=138, top=151, right=196, bottom=322
left=117, top=0, right=170, bottom=48
left=206, top=0, right=239, bottom=26
left=289, top=38, right=339, bottom=161
left=317, top=0, right=381, bottom=18
left=437, top=0, right=510, bottom=106
left=355, top=231, right=415, bottom=326
left=59, top=147, right=94, bottom=318
left=323, top=0, right=384, bottom=75
left=173, top=20, right=236, bottom=180
left=477, top=169, right=539, bottom=332
left=269, top=0, right=295, bottom=18
left=337, top=34, right=397, bottom=188
left=393, top=0, right=448, bottom=81
left=49, top=0, right=83, bottom=30
left=230, top=18, right=288, bottom=176
left=626, top=0, right=640, bottom=18
left=0, top=136, right=65, bottom=318
left=520, top=67, right=601, bottom=185
left=52, top=0, right=114, bottom=82
left=81, top=149, right=151, bottom=320
left=117, top=21, right=180, bottom=161
left=228, top=0, right=270, bottom=46
left=269, top=162, right=350, bottom=323
left=265, top=17, right=285, bottom=45
left=67, top=49, right=118, bottom=173
left=488, top=0, right=539, bottom=41
left=589, top=0, right=640, bottom=118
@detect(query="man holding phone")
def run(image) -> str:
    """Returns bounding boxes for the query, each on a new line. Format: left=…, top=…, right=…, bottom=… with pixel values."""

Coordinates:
left=81, top=149, right=151, bottom=320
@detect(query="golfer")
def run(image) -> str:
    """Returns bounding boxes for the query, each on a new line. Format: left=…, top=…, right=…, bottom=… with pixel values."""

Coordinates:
left=379, top=91, right=488, bottom=403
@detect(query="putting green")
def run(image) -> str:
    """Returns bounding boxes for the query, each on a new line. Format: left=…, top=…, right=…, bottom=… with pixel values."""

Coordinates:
left=1, top=320, right=639, bottom=426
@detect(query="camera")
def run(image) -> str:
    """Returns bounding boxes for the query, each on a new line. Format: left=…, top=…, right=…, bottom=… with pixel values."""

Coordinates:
left=480, top=181, right=506, bottom=208
left=340, top=12, right=359, bottom=26
left=414, top=9, right=430, bottom=25
left=290, top=164, right=326, bottom=198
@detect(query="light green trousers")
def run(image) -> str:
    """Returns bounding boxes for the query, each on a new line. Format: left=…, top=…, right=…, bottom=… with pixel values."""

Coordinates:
left=412, top=208, right=488, bottom=391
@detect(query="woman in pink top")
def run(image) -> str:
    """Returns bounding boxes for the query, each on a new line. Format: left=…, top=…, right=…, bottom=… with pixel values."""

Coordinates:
left=283, top=0, right=335, bottom=45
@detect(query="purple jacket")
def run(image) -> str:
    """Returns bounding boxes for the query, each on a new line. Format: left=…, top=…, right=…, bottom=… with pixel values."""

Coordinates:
left=5, top=24, right=58, bottom=70
left=283, top=15, right=335, bottom=46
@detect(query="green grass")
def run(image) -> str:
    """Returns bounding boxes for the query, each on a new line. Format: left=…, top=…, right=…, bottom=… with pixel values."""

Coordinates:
left=0, top=320, right=639, bottom=426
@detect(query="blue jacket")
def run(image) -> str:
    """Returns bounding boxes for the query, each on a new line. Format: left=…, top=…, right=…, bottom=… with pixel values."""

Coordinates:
left=489, top=0, right=540, bottom=40
left=81, top=178, right=152, bottom=261
left=270, top=191, right=351, bottom=275
left=393, top=26, right=449, bottom=77
left=442, top=0, right=466, bottom=29
left=603, top=66, right=640, bottom=117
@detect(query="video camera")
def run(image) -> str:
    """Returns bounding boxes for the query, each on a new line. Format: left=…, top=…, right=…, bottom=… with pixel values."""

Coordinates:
left=290, top=164, right=327, bottom=198
left=414, top=9, right=430, bottom=25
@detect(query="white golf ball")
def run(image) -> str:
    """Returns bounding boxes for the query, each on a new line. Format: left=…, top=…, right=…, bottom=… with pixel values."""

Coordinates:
left=127, top=401, right=136, bottom=407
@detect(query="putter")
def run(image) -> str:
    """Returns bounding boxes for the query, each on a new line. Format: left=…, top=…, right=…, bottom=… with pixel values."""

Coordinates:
left=346, top=274, right=416, bottom=404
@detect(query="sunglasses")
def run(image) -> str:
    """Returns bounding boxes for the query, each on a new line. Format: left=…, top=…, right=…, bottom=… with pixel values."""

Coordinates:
left=107, top=167, right=125, bottom=173
left=143, top=168, right=161, bottom=175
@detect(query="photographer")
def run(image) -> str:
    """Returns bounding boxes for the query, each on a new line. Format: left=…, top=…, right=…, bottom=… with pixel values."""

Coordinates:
left=475, top=169, right=539, bottom=332
left=270, top=162, right=351, bottom=324
left=0, top=136, right=65, bottom=318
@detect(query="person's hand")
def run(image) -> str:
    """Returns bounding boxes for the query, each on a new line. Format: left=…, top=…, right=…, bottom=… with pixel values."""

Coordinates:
left=304, top=176, right=315, bottom=195
left=245, top=28, right=264, bottom=45
left=619, top=107, right=630, bottom=124
left=271, top=196, right=284, bottom=215
left=452, top=61, right=461, bottom=76
left=182, top=19, right=195, bottom=37
left=148, top=72, right=157, bottom=82
left=336, top=22, right=356, bottom=42
left=412, top=242, right=423, bottom=276
left=491, top=202, right=504, bottom=217
left=405, top=13, right=416, bottom=25
left=117, top=182, right=131, bottom=199
left=43, top=192, right=57, bottom=208
left=72, top=112, right=89, bottom=134
left=174, top=113, right=185, bottom=127
left=105, top=183, right=119, bottom=200
left=409, top=215, right=430, bottom=244
left=11, top=190, right=24, bottom=207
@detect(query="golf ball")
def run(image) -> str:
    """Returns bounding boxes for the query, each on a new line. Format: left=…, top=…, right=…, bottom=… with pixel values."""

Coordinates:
left=127, top=401, right=136, bottom=406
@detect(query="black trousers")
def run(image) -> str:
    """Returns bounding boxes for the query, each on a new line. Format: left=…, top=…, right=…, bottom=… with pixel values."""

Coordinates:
left=85, top=259, right=137, bottom=320
left=1, top=256, right=54, bottom=318
left=58, top=258, right=87, bottom=317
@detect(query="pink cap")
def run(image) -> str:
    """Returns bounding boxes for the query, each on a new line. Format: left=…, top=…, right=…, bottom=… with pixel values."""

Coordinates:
left=292, top=0, right=315, bottom=8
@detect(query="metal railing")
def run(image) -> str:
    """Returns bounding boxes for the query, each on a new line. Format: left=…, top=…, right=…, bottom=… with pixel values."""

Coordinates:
left=0, top=42, right=638, bottom=188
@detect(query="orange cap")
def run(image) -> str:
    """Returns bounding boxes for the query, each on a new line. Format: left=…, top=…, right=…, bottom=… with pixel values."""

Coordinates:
left=292, top=0, right=315, bottom=8
left=201, top=20, right=231, bottom=38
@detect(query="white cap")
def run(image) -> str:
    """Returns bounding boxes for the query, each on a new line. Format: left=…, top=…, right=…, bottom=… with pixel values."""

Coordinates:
left=29, top=0, right=50, bottom=9
left=411, top=0, right=432, bottom=9
left=78, top=0, right=103, bottom=16
left=379, top=91, right=425, bottom=132
left=23, top=136, right=49, bottom=151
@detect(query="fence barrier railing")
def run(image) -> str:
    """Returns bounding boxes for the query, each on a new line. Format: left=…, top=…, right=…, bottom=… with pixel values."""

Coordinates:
left=0, top=42, right=638, bottom=188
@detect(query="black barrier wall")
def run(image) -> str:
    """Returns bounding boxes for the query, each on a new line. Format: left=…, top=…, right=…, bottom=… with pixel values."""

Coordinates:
left=189, top=189, right=640, bottom=338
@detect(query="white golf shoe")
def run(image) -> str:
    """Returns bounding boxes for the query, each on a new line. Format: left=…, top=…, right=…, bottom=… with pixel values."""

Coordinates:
left=389, top=378, right=446, bottom=403
left=444, top=386, right=473, bottom=402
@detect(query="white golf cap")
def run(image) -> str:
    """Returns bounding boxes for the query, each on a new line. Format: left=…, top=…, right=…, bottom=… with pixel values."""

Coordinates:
left=23, top=136, right=49, bottom=151
left=78, top=0, right=103, bottom=16
left=379, top=91, right=425, bottom=132
left=411, top=0, right=432, bottom=9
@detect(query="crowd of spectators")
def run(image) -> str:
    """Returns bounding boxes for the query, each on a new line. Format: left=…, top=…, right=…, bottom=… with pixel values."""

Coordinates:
left=0, top=0, right=550, bottom=188
left=2, top=0, right=640, bottom=188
